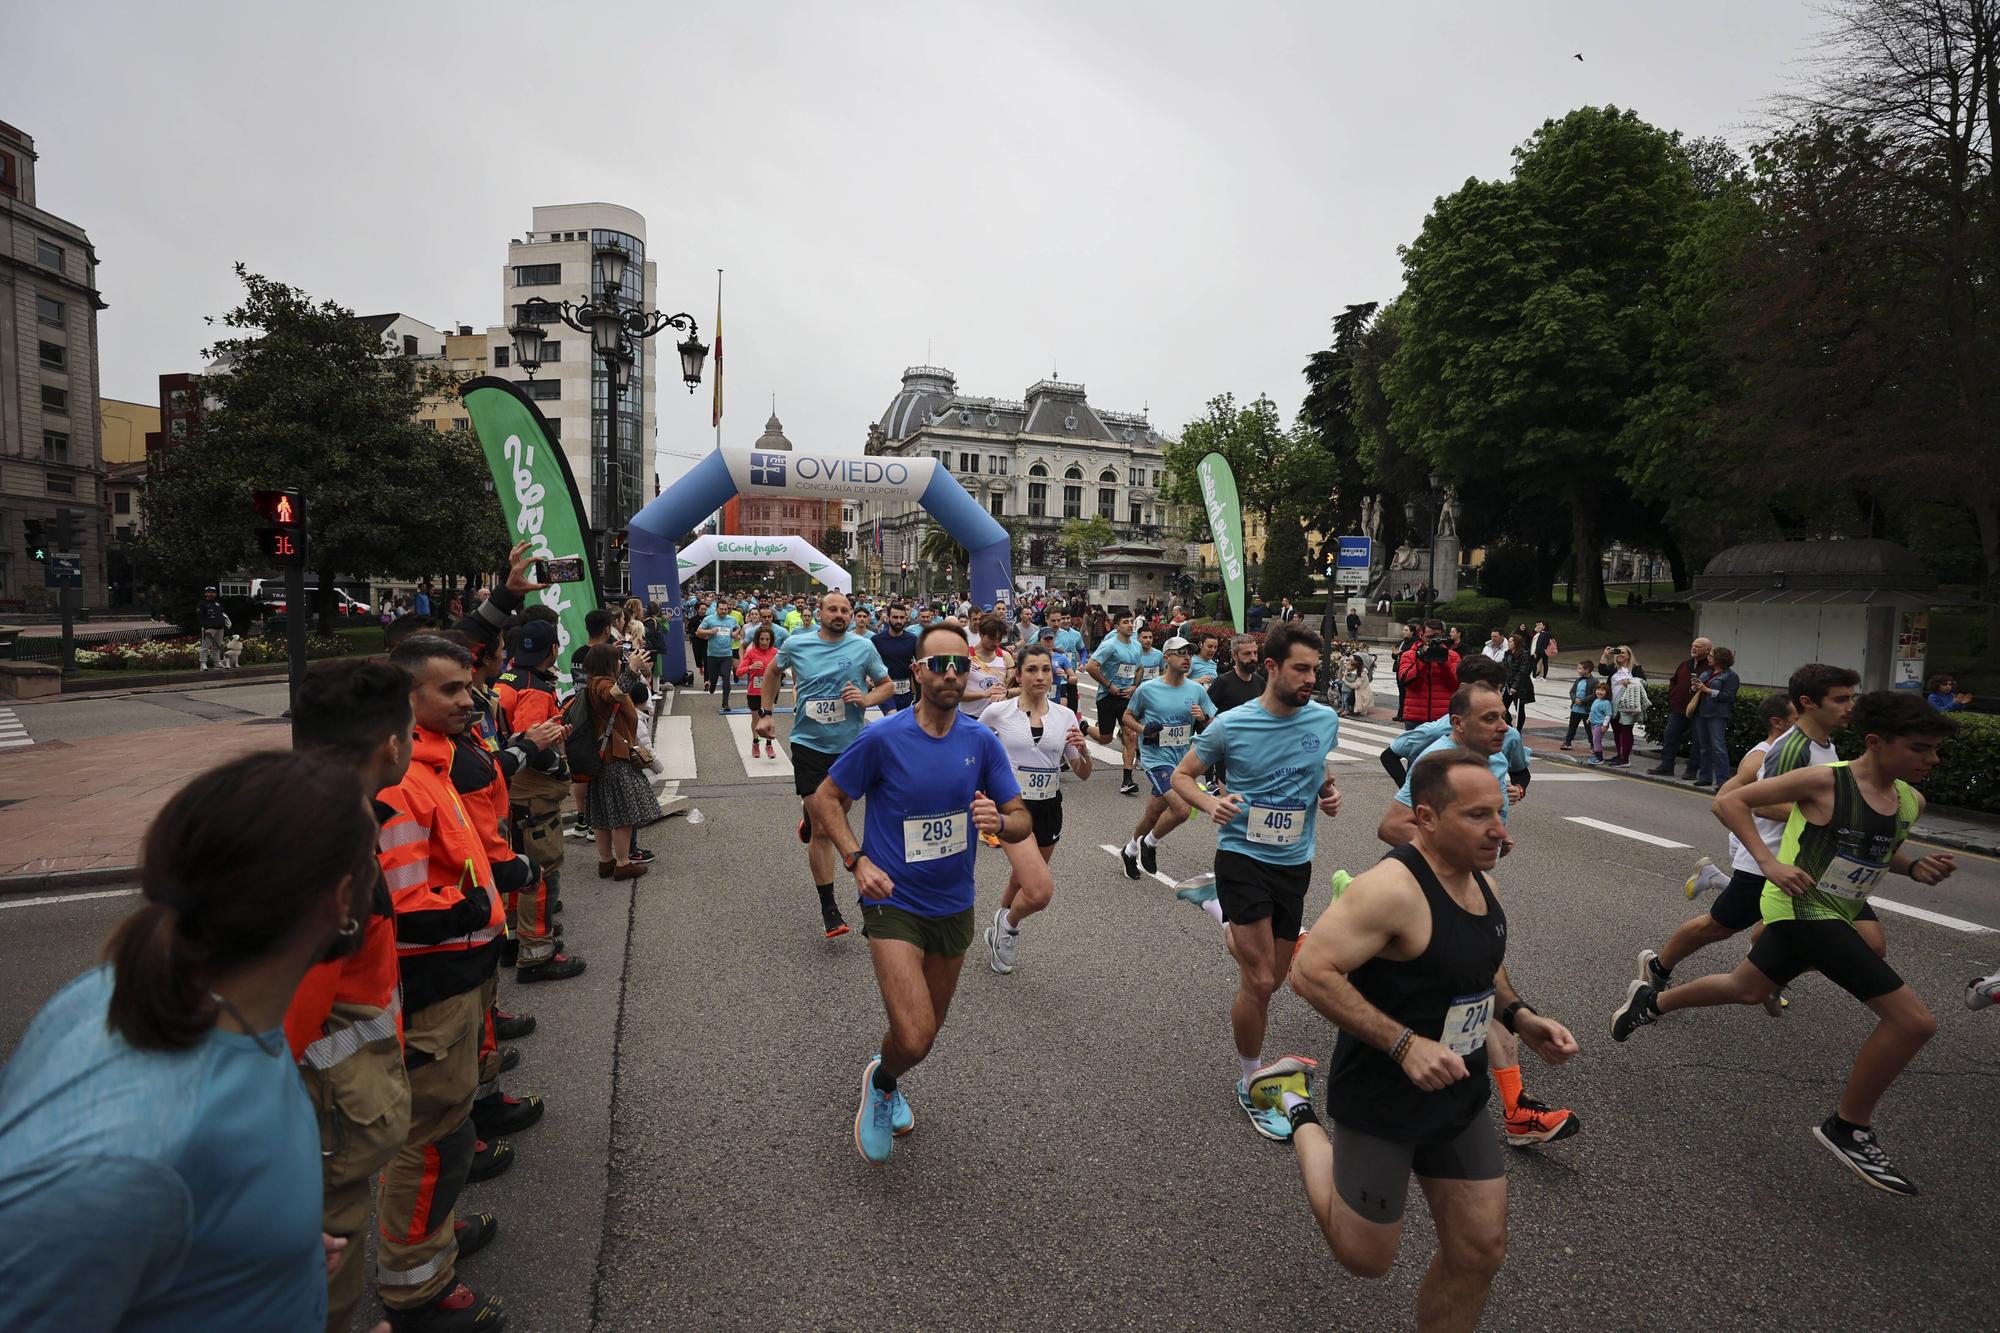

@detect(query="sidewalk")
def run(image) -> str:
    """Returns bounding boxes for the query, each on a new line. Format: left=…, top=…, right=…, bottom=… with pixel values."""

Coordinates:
left=0, top=718, right=291, bottom=891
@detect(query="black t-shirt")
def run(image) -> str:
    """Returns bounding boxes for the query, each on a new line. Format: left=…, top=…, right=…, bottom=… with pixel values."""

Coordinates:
left=1207, top=668, right=1266, bottom=716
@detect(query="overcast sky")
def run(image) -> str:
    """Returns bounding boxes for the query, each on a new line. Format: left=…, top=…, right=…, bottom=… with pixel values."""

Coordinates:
left=15, top=1, right=1827, bottom=492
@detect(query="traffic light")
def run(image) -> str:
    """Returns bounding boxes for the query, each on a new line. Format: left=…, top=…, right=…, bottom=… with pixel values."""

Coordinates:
left=252, top=487, right=308, bottom=562
left=1324, top=550, right=1336, bottom=577
left=24, top=519, right=48, bottom=564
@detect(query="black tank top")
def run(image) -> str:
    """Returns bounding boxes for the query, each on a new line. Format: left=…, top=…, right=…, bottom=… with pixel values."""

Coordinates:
left=1325, top=843, right=1507, bottom=1142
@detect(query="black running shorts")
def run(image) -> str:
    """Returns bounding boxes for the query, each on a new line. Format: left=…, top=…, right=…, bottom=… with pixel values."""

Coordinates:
left=1332, top=1116, right=1504, bottom=1224
left=1026, top=794, right=1063, bottom=848
left=793, top=742, right=838, bottom=799
left=1713, top=868, right=1876, bottom=931
left=1214, top=849, right=1311, bottom=941
left=1748, top=918, right=1902, bottom=1002
left=1096, top=690, right=1128, bottom=741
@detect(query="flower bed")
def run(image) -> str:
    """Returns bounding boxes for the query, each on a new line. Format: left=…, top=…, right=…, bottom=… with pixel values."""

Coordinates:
left=72, top=634, right=352, bottom=672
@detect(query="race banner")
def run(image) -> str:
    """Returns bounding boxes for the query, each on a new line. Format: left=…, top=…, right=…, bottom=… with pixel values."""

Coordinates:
left=460, top=376, right=599, bottom=683
left=1197, top=451, right=1247, bottom=632
left=675, top=533, right=852, bottom=592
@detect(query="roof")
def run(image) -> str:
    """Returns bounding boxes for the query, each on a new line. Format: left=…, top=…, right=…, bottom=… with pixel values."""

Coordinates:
left=877, top=365, right=1160, bottom=447
left=753, top=412, right=793, bottom=452
left=356, top=314, right=405, bottom=336
left=1689, top=538, right=1947, bottom=606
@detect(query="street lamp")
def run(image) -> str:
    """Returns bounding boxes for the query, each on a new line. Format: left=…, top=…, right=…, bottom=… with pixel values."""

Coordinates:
left=1402, top=471, right=1444, bottom=616
left=509, top=245, right=709, bottom=392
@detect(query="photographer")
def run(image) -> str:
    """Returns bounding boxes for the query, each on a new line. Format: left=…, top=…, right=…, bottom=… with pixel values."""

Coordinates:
left=1395, top=618, right=1459, bottom=730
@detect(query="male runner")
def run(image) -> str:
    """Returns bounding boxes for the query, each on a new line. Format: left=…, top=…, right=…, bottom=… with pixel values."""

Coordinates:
left=1374, top=683, right=1578, bottom=1147
left=1189, top=631, right=1221, bottom=685
left=1134, top=625, right=1165, bottom=687
left=756, top=591, right=892, bottom=938
left=1206, top=633, right=1266, bottom=716
left=1258, top=749, right=1578, bottom=1332
left=1087, top=612, right=1147, bottom=794
left=1051, top=610, right=1087, bottom=712
left=808, top=622, right=1039, bottom=1163
left=1642, top=663, right=1869, bottom=998
left=1378, top=656, right=1527, bottom=790
left=1610, top=691, right=1959, bottom=1194
left=697, top=602, right=739, bottom=707
left=872, top=603, right=918, bottom=715
left=1170, top=623, right=1343, bottom=1140
left=1120, top=636, right=1209, bottom=877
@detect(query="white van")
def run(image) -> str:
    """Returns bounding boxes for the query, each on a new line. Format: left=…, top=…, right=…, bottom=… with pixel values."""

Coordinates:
left=249, top=580, right=373, bottom=617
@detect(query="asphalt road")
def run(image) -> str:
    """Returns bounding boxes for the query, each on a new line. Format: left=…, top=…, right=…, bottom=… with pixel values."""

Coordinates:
left=3, top=688, right=1997, bottom=1331
left=3, top=678, right=293, bottom=742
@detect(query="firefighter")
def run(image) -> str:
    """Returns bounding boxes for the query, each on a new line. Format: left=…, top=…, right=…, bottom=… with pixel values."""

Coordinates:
left=495, top=618, right=582, bottom=983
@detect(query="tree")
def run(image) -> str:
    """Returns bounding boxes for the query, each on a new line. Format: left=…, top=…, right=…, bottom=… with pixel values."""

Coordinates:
left=142, top=266, right=507, bottom=631
left=1261, top=504, right=1314, bottom=603
left=1057, top=515, right=1115, bottom=569
left=1298, top=303, right=1380, bottom=541
left=919, top=526, right=967, bottom=591
left=1160, top=393, right=1333, bottom=548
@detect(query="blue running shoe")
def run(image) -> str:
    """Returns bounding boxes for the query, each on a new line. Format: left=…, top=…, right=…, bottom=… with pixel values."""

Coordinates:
left=875, top=1054, right=915, bottom=1136
left=1237, top=1078, right=1293, bottom=1141
left=855, top=1056, right=896, bottom=1164
left=1175, top=874, right=1217, bottom=908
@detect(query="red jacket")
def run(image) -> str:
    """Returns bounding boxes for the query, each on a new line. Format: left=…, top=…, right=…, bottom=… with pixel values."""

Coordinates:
left=379, top=727, right=504, bottom=1014
left=1397, top=644, right=1461, bottom=724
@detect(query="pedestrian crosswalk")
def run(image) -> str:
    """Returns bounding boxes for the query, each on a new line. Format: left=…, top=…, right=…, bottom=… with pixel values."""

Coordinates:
left=0, top=707, right=29, bottom=749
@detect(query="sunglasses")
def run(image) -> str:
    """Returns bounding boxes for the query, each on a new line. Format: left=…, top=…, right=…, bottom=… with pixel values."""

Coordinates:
left=922, top=654, right=972, bottom=675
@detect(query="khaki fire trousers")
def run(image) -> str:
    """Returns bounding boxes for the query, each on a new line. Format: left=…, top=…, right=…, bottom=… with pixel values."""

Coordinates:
left=375, top=987, right=482, bottom=1311
left=301, top=1003, right=411, bottom=1333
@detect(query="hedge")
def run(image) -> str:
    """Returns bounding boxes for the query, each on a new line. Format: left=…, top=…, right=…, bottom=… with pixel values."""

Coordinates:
left=1641, top=682, right=1999, bottom=814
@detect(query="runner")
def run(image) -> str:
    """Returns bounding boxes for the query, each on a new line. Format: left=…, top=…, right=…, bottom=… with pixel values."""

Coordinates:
left=1134, top=625, right=1165, bottom=687
left=1644, top=664, right=1870, bottom=1004
left=1120, top=636, right=1209, bottom=878
left=1087, top=612, right=1147, bottom=794
left=1051, top=610, right=1087, bottom=713
left=1169, top=623, right=1343, bottom=1141
left=755, top=591, right=893, bottom=939
left=872, top=603, right=919, bottom=716
left=978, top=642, right=1091, bottom=973
left=697, top=601, right=739, bottom=710
left=1610, top=691, right=1959, bottom=1195
left=1374, top=682, right=1578, bottom=1148
left=807, top=622, right=1038, bottom=1164
left=1377, top=657, right=1526, bottom=791
left=1189, top=631, right=1221, bottom=685
left=1257, top=748, right=1578, bottom=1330
left=957, top=614, right=1011, bottom=719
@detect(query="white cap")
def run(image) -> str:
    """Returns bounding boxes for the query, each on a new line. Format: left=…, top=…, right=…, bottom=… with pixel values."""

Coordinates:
left=1163, top=636, right=1192, bottom=653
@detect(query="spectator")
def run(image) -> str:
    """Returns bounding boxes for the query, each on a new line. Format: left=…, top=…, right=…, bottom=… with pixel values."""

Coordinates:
left=1395, top=618, right=1460, bottom=730
left=1530, top=620, right=1556, bottom=678
left=1501, top=630, right=1536, bottom=730
left=1609, top=655, right=1648, bottom=767
left=197, top=586, right=231, bottom=671
left=0, top=751, right=379, bottom=1332
left=1587, top=682, right=1615, bottom=764
left=583, top=643, right=662, bottom=878
left=1374, top=588, right=1393, bottom=614
left=412, top=582, right=433, bottom=617
left=1278, top=596, right=1298, bottom=624
left=1647, top=636, right=1714, bottom=779
left=1690, top=645, right=1740, bottom=790
left=1926, top=674, right=1973, bottom=712
left=1246, top=595, right=1269, bottom=632
left=1561, top=659, right=1594, bottom=751
left=1346, top=607, right=1362, bottom=639
left=1391, top=619, right=1421, bottom=722
left=1481, top=628, right=1508, bottom=663
left=1447, top=626, right=1464, bottom=653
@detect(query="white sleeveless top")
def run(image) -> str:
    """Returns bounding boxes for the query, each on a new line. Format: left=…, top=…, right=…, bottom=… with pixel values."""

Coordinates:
left=979, top=697, right=1080, bottom=801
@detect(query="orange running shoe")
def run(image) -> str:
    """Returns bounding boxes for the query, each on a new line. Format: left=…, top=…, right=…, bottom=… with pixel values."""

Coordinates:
left=1503, top=1095, right=1581, bottom=1147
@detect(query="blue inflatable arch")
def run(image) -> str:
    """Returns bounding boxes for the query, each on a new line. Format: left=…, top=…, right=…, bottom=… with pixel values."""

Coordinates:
left=629, top=444, right=1012, bottom=683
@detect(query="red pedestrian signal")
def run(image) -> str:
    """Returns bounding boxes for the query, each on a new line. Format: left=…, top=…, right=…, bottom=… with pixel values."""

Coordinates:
left=252, top=487, right=308, bottom=564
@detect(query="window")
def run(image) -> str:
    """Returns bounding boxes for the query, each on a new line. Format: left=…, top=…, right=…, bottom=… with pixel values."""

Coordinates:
left=523, top=379, right=560, bottom=400
left=38, top=341, right=64, bottom=369
left=991, top=456, right=1009, bottom=475
left=452, top=417, right=471, bottom=432
left=114, top=492, right=132, bottom=514
left=43, top=430, right=69, bottom=463
left=1107, top=572, right=1130, bottom=590
left=539, top=341, right=561, bottom=362
left=1098, top=487, right=1116, bottom=520
left=170, top=418, right=188, bottom=438
left=959, top=452, right=978, bottom=473
left=46, top=473, right=74, bottom=495
left=169, top=389, right=190, bottom=411
left=1028, top=482, right=1048, bottom=518
left=988, top=492, right=1004, bottom=517
left=1028, top=462, right=1048, bottom=477
left=1128, top=467, right=1143, bottom=487
left=402, top=334, right=419, bottom=356
left=544, top=419, right=561, bottom=441
left=41, top=386, right=68, bottom=414
left=1152, top=470, right=1164, bottom=488
left=1129, top=503, right=1143, bottom=526
left=1064, top=464, right=1083, bottom=481
left=514, top=263, right=562, bottom=286
left=1063, top=484, right=1082, bottom=519
left=37, top=238, right=64, bottom=269
left=37, top=295, right=64, bottom=326
left=494, top=346, right=510, bottom=367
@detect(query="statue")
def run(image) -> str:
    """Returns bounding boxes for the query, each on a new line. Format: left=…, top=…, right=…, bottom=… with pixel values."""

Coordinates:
left=1360, top=495, right=1383, bottom=546
left=1438, top=489, right=1461, bottom=541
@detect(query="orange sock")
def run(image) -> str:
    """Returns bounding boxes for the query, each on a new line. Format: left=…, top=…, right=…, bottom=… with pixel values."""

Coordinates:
left=1493, top=1063, right=1523, bottom=1115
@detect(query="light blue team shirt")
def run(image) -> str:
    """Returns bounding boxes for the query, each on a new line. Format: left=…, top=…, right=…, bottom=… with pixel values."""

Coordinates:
left=1050, top=649, right=1077, bottom=680
left=1135, top=648, right=1165, bottom=684
left=0, top=967, right=326, bottom=1332
left=1189, top=655, right=1219, bottom=682
left=1129, top=677, right=1210, bottom=772
left=775, top=630, right=889, bottom=755
left=1090, top=633, right=1146, bottom=693
left=1393, top=733, right=1515, bottom=821
left=1192, top=699, right=1343, bottom=866
left=1053, top=627, right=1086, bottom=661
left=699, top=611, right=738, bottom=657
left=1390, top=716, right=1531, bottom=773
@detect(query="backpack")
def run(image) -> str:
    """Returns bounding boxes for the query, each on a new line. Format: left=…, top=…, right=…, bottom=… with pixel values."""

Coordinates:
left=561, top=689, right=611, bottom=778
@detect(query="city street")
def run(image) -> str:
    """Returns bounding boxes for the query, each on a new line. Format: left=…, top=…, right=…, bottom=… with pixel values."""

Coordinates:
left=3, top=684, right=1996, bottom=1331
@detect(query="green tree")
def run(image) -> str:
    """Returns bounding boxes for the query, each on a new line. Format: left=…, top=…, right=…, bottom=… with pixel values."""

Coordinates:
left=1261, top=503, right=1314, bottom=603
left=919, top=526, right=967, bottom=588
left=1298, top=303, right=1380, bottom=541
left=1160, top=393, right=1332, bottom=547
left=1057, top=514, right=1115, bottom=569
left=142, top=266, right=507, bottom=631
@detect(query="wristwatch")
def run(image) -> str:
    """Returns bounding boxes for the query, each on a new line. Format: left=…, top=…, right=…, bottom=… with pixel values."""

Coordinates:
left=843, top=849, right=864, bottom=874
left=1500, top=1000, right=1535, bottom=1034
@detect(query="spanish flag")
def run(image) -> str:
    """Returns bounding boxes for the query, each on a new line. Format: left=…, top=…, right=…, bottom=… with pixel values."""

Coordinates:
left=710, top=270, right=724, bottom=431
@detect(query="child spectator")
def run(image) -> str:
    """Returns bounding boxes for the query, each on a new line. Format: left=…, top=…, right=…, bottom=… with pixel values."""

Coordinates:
left=1588, top=682, right=1614, bottom=765
left=1562, top=660, right=1593, bottom=751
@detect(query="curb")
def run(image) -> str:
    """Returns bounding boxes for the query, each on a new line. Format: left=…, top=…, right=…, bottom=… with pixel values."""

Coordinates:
left=0, top=865, right=140, bottom=896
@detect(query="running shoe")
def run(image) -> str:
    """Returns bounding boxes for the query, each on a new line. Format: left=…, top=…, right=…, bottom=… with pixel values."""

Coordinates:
left=796, top=818, right=810, bottom=844
left=1813, top=1116, right=1918, bottom=1195
left=1139, top=839, right=1159, bottom=874
left=630, top=847, right=656, bottom=864
left=1236, top=1078, right=1293, bottom=1141
left=1175, top=876, right=1217, bottom=908
left=1637, top=949, right=1671, bottom=991
left=854, top=1056, right=897, bottom=1164
left=1763, top=990, right=1790, bottom=1017
left=1684, top=856, right=1716, bottom=901
left=1609, top=980, right=1659, bottom=1042
left=1503, top=1097, right=1581, bottom=1147
left=821, top=902, right=850, bottom=940
left=564, top=823, right=594, bottom=842
left=871, top=1055, right=916, bottom=1136
left=984, top=909, right=1018, bottom=975
left=1119, top=779, right=1139, bottom=796
left=1328, top=869, right=1353, bottom=901
left=1246, top=1056, right=1317, bottom=1112
left=1967, top=970, right=2000, bottom=1011
left=1120, top=844, right=1141, bottom=880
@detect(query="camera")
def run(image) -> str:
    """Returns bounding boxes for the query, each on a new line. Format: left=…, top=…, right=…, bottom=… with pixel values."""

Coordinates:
left=1419, top=639, right=1452, bottom=662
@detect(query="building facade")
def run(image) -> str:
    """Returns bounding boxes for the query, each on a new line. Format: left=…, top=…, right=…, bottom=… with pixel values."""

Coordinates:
left=486, top=203, right=659, bottom=591
left=0, top=121, right=108, bottom=605
left=413, top=327, right=487, bottom=435
left=866, top=366, right=1177, bottom=599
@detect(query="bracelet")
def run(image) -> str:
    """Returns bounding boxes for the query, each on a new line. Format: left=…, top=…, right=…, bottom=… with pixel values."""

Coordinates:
left=1500, top=1000, right=1535, bottom=1034
left=1389, top=1028, right=1414, bottom=1064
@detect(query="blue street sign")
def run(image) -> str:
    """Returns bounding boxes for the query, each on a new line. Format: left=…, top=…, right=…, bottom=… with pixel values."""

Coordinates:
left=44, top=551, right=82, bottom=589
left=1336, top=536, right=1372, bottom=569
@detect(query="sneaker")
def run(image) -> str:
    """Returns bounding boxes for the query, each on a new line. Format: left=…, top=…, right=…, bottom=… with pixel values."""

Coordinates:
left=1236, top=1078, right=1293, bottom=1141
left=854, top=1056, right=897, bottom=1164
left=1588, top=757, right=1604, bottom=766
left=1119, top=779, right=1138, bottom=796
left=1684, top=856, right=1716, bottom=901
left=498, top=1046, right=521, bottom=1074
left=1812, top=1116, right=1918, bottom=1195
left=385, top=1281, right=505, bottom=1333
left=471, top=1091, right=545, bottom=1138
left=1559, top=743, right=1573, bottom=751
left=466, top=1137, right=514, bottom=1182
left=1637, top=948, right=1671, bottom=991
left=1503, top=1096, right=1581, bottom=1147
left=629, top=847, right=656, bottom=864
left=1328, top=869, right=1353, bottom=901
left=1967, top=970, right=2000, bottom=1010
left=984, top=909, right=1018, bottom=975
left=1609, top=980, right=1659, bottom=1042
left=1175, top=876, right=1218, bottom=908
left=1139, top=839, right=1159, bottom=874
left=1246, top=1055, right=1317, bottom=1112
left=871, top=1055, right=916, bottom=1136
left=516, top=952, right=587, bottom=984
left=1763, top=989, right=1790, bottom=1017
left=821, top=901, right=850, bottom=939
left=1120, top=844, right=1141, bottom=880
left=564, top=823, right=594, bottom=842
left=453, top=1210, right=499, bottom=1261
left=492, top=1008, right=536, bottom=1041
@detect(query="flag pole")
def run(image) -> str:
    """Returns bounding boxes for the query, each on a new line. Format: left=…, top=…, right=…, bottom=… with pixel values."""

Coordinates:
left=713, top=268, right=722, bottom=597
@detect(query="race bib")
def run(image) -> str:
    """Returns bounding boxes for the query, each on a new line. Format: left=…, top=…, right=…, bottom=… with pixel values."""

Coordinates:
left=1442, top=989, right=1495, bottom=1057
left=1246, top=801, right=1306, bottom=846
left=711, top=625, right=732, bottom=644
left=903, top=810, right=969, bottom=862
left=1815, top=854, right=1887, bottom=901
left=1157, top=723, right=1192, bottom=749
left=893, top=677, right=912, bottom=695
left=1116, top=663, right=1137, bottom=684
left=801, top=697, right=843, bottom=725
left=1017, top=767, right=1060, bottom=801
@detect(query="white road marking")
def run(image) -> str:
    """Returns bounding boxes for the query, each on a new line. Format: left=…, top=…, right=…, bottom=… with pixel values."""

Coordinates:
left=0, top=888, right=141, bottom=910
left=1563, top=816, right=1691, bottom=849
left=1867, top=897, right=1996, bottom=935
left=1098, top=843, right=1181, bottom=889
left=728, top=713, right=793, bottom=778
left=0, top=738, right=31, bottom=748
left=653, top=715, right=697, bottom=782
left=1529, top=773, right=1612, bottom=783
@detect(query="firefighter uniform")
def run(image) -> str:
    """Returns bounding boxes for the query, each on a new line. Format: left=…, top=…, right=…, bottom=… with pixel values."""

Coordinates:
left=495, top=642, right=569, bottom=970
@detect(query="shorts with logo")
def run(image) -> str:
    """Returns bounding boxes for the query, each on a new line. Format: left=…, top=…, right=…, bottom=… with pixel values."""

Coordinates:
left=861, top=903, right=976, bottom=957
left=793, top=741, right=838, bottom=799
left=1748, top=918, right=1902, bottom=1002
left=1027, top=792, right=1064, bottom=847
left=1332, top=1115, right=1504, bottom=1224
left=1214, top=848, right=1312, bottom=941
left=1712, top=868, right=1877, bottom=931
left=1146, top=765, right=1179, bottom=799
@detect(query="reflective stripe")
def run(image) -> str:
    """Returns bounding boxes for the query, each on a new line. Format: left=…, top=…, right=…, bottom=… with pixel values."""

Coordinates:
left=377, top=820, right=426, bottom=852
left=396, top=921, right=505, bottom=955
left=299, top=994, right=402, bottom=1071
left=383, top=859, right=430, bottom=893
left=377, top=1236, right=457, bottom=1286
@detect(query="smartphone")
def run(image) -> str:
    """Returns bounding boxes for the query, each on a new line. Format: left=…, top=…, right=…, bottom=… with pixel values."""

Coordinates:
left=533, top=556, right=586, bottom=583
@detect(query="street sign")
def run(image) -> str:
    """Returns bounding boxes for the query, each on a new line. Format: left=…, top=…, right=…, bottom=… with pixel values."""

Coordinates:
left=1336, top=535, right=1372, bottom=588
left=43, top=551, right=81, bottom=589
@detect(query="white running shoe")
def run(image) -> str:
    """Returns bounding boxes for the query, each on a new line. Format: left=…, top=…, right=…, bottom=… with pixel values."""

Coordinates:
left=1684, top=856, right=1716, bottom=901
left=984, top=908, right=1018, bottom=975
left=1966, top=970, right=2000, bottom=1011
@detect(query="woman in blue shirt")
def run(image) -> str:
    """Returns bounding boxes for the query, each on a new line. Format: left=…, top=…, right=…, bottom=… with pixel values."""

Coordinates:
left=0, top=750, right=382, bottom=1333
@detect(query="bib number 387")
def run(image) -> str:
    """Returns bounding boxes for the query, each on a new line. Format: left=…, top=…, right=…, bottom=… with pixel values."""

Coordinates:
left=903, top=810, right=969, bottom=862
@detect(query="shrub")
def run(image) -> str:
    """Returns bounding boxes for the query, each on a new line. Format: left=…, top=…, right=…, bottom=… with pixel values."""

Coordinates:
left=1436, top=594, right=1513, bottom=634
left=1475, top=541, right=1540, bottom=606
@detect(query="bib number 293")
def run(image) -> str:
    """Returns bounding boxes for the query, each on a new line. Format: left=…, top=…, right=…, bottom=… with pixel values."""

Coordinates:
left=903, top=811, right=968, bottom=862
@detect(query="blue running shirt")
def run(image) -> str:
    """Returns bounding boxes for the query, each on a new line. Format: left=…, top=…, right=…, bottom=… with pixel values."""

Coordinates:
left=775, top=631, right=888, bottom=754
left=1192, top=699, right=1342, bottom=866
left=1394, top=734, right=1514, bottom=821
left=699, top=611, right=738, bottom=657
left=1391, top=716, right=1531, bottom=773
left=1090, top=633, right=1145, bottom=693
left=1128, top=678, right=1209, bottom=771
